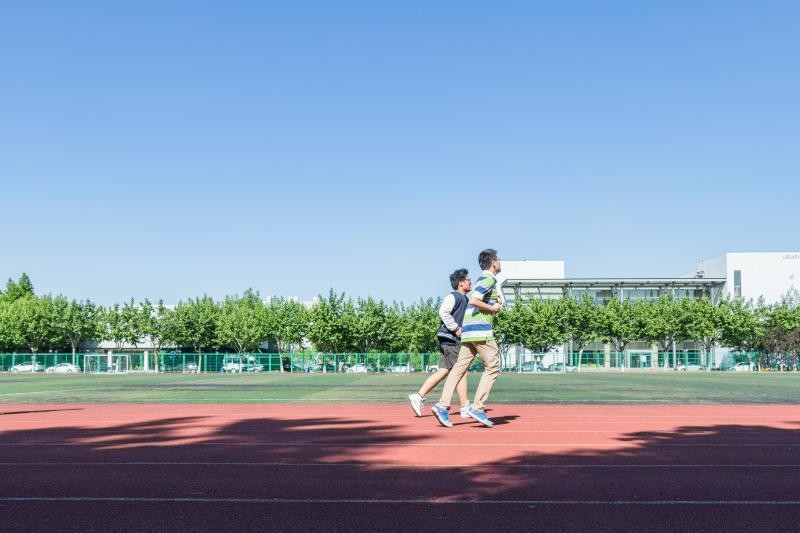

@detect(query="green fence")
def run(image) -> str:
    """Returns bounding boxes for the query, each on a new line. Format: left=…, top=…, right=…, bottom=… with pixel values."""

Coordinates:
left=4, top=350, right=765, bottom=373
left=0, top=352, right=444, bottom=373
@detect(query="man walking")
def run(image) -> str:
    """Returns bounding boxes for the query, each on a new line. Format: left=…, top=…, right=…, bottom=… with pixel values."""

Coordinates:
left=408, top=269, right=472, bottom=419
left=431, top=249, right=503, bottom=428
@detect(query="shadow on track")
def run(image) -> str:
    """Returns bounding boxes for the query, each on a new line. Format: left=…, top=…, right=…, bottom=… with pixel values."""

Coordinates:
left=1, top=410, right=799, bottom=532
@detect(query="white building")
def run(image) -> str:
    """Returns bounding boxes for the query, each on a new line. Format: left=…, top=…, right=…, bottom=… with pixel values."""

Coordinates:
left=497, top=251, right=800, bottom=370
left=686, top=252, right=800, bottom=304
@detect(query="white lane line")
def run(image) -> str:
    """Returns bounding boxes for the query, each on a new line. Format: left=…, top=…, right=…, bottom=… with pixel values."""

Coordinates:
left=2, top=429, right=792, bottom=435
left=0, top=442, right=797, bottom=447
left=0, top=378, right=225, bottom=397
left=1, top=496, right=799, bottom=505
left=1, top=462, right=798, bottom=468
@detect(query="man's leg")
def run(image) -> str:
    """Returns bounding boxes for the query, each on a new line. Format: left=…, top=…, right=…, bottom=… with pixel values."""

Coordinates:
left=472, top=340, right=500, bottom=411
left=418, top=368, right=449, bottom=398
left=437, top=343, right=476, bottom=409
left=455, top=371, right=469, bottom=407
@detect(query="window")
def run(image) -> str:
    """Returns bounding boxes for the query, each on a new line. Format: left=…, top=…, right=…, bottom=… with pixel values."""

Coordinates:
left=733, top=270, right=742, bottom=299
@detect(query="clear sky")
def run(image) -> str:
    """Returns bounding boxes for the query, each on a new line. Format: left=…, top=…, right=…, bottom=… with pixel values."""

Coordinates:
left=2, top=1, right=798, bottom=305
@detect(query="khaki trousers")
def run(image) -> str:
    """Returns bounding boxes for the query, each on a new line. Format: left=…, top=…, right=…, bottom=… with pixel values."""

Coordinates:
left=438, top=340, right=500, bottom=410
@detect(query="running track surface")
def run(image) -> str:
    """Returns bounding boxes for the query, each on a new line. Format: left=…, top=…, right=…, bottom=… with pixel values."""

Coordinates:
left=1, top=404, right=799, bottom=532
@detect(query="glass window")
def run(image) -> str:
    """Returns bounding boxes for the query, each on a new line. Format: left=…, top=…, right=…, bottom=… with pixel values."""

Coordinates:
left=733, top=270, right=742, bottom=299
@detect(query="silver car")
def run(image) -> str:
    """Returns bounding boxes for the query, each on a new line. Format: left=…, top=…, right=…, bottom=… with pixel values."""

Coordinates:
left=676, top=364, right=706, bottom=371
left=10, top=362, right=45, bottom=372
left=45, top=363, right=80, bottom=373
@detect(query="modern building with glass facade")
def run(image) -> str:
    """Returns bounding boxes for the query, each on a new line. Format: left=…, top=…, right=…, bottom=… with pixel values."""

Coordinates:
left=497, top=252, right=800, bottom=370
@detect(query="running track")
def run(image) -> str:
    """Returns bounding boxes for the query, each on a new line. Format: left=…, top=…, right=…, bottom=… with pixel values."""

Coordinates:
left=1, top=404, right=799, bottom=532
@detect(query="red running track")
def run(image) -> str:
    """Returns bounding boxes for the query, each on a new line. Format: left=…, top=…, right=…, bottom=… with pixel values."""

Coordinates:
left=1, top=404, right=799, bottom=532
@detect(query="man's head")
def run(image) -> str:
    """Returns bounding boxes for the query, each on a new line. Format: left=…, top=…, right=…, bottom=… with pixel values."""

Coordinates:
left=450, top=268, right=471, bottom=292
left=478, top=248, right=501, bottom=274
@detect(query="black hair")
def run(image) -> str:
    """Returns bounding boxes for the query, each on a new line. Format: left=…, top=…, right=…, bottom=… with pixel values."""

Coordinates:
left=450, top=268, right=469, bottom=290
left=478, top=249, right=498, bottom=270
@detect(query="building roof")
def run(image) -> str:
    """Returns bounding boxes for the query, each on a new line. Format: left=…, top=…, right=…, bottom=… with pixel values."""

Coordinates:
left=501, top=278, right=726, bottom=288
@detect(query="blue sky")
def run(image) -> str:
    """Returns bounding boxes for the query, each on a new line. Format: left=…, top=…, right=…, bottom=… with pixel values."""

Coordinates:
left=2, top=1, right=798, bottom=305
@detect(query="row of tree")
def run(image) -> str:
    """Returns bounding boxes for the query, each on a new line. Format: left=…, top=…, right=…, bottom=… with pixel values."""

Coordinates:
left=2, top=274, right=799, bottom=369
left=494, top=290, right=800, bottom=368
left=0, top=275, right=440, bottom=370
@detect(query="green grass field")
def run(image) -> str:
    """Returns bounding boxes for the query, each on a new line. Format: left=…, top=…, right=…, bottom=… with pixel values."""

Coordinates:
left=1, top=372, right=799, bottom=404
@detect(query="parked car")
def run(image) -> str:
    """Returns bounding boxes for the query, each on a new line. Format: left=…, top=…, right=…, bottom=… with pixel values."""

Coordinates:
left=220, top=356, right=263, bottom=373
left=676, top=363, right=706, bottom=371
left=345, top=363, right=374, bottom=373
left=45, top=363, right=80, bottom=373
left=519, top=361, right=545, bottom=373
left=385, top=364, right=413, bottom=373
left=9, top=361, right=45, bottom=372
left=546, top=363, right=578, bottom=372
left=729, top=362, right=754, bottom=371
left=305, top=363, right=337, bottom=373
left=175, top=362, right=199, bottom=373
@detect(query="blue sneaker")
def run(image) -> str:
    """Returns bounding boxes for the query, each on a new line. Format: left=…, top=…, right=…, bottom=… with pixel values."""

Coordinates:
left=431, top=404, right=453, bottom=428
left=468, top=407, right=494, bottom=427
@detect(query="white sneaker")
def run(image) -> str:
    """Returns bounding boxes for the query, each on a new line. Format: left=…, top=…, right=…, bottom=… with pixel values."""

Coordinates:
left=460, top=402, right=473, bottom=419
left=408, top=393, right=424, bottom=417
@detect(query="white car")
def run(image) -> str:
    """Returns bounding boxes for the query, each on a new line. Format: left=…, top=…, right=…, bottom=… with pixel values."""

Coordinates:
left=346, top=363, right=374, bottom=373
left=10, top=362, right=45, bottom=372
left=676, top=364, right=706, bottom=371
left=730, top=362, right=754, bottom=371
left=546, top=363, right=578, bottom=372
left=46, top=363, right=80, bottom=373
left=384, top=364, right=413, bottom=373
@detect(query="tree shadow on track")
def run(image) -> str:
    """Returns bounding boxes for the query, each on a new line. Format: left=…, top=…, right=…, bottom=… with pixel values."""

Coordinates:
left=1, top=410, right=800, bottom=532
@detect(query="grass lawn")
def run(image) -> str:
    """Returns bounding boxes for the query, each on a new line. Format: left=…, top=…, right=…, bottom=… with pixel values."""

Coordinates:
left=1, top=371, right=799, bottom=404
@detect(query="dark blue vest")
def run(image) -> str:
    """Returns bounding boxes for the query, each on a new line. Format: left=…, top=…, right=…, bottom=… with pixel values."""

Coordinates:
left=437, top=291, right=468, bottom=345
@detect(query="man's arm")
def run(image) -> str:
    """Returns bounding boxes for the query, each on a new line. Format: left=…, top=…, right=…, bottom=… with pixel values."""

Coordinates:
left=470, top=275, right=502, bottom=314
left=469, top=297, right=502, bottom=315
left=439, top=293, right=460, bottom=333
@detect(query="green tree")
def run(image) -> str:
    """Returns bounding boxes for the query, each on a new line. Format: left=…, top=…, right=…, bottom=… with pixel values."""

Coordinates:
left=5, top=295, right=59, bottom=369
left=216, top=290, right=266, bottom=360
left=138, top=299, right=173, bottom=372
left=682, top=298, right=724, bottom=368
left=264, top=298, right=308, bottom=372
left=597, top=298, right=638, bottom=368
left=0, top=300, right=12, bottom=351
left=169, top=295, right=219, bottom=372
left=493, top=307, right=520, bottom=369
left=1, top=273, right=35, bottom=304
left=636, top=296, right=686, bottom=368
left=719, top=298, right=768, bottom=368
left=354, top=297, right=392, bottom=354
left=55, top=298, right=101, bottom=366
left=102, top=302, right=138, bottom=352
left=514, top=297, right=569, bottom=368
left=396, top=299, right=439, bottom=355
left=560, top=295, right=600, bottom=370
left=307, top=290, right=358, bottom=362
left=762, top=290, right=800, bottom=370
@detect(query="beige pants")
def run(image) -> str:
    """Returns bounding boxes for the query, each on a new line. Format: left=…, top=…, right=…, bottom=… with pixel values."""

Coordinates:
left=438, top=340, right=500, bottom=410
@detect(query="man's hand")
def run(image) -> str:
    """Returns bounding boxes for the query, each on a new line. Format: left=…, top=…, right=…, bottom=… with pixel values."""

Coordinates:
left=455, top=327, right=462, bottom=338
left=490, top=302, right=502, bottom=314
